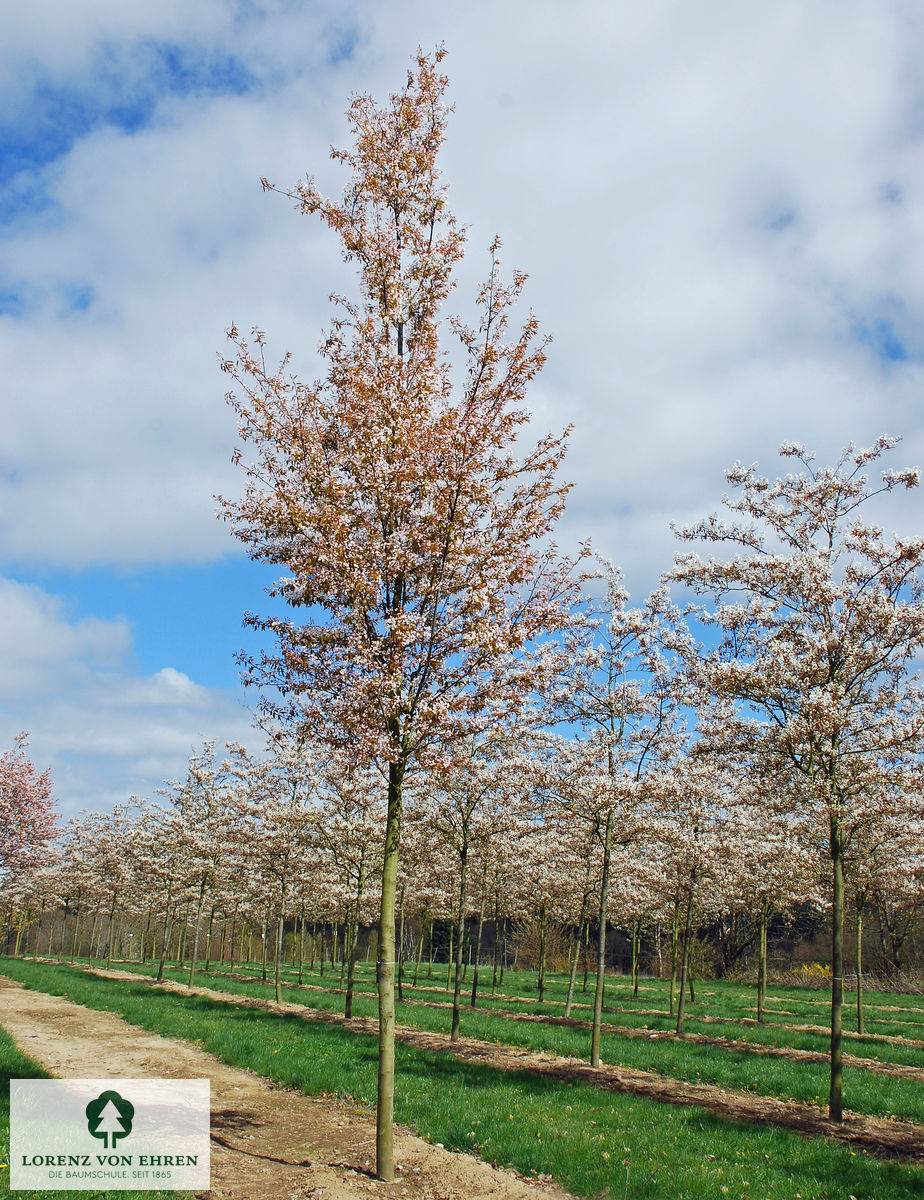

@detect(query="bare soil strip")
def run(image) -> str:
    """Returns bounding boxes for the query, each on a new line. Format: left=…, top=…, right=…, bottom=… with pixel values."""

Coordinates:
left=0, top=976, right=574, bottom=1200
left=80, top=967, right=924, bottom=1166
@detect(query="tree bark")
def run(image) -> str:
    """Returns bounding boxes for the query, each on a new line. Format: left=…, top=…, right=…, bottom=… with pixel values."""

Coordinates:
left=756, top=902, right=768, bottom=1024
left=375, top=758, right=404, bottom=1183
left=591, top=809, right=614, bottom=1068
left=451, top=843, right=468, bottom=1040
left=856, top=902, right=865, bottom=1036
left=829, top=815, right=844, bottom=1121
left=675, top=870, right=695, bottom=1036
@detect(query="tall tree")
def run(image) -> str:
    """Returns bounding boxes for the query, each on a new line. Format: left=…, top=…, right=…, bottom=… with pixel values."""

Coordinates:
left=220, top=51, right=577, bottom=1179
left=670, top=437, right=924, bottom=1120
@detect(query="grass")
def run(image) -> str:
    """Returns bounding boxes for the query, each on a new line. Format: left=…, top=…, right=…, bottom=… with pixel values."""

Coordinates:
left=2, top=958, right=924, bottom=1200
left=81, top=957, right=924, bottom=1125
left=0, top=1021, right=184, bottom=1200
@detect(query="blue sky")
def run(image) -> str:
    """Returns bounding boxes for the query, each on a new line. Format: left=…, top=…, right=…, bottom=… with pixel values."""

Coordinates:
left=2, top=0, right=923, bottom=817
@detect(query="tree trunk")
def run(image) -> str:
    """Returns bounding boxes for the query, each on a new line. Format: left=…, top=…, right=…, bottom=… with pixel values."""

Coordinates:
left=375, top=757, right=404, bottom=1183
left=205, top=905, right=216, bottom=973
left=675, top=871, right=695, bottom=1036
left=856, top=902, right=865, bottom=1036
left=275, top=885, right=287, bottom=1005
left=829, top=816, right=844, bottom=1121
left=537, top=901, right=548, bottom=1004
left=445, top=925, right=454, bottom=991
left=756, top=902, right=769, bottom=1023
left=157, top=906, right=174, bottom=983
left=451, top=843, right=469, bottom=1041
left=470, top=877, right=486, bottom=1008
left=591, top=809, right=614, bottom=1068
left=564, top=916, right=585, bottom=1019
left=413, top=917, right=426, bottom=987
left=669, top=896, right=679, bottom=1016
left=105, top=892, right=118, bottom=970
left=188, top=880, right=208, bottom=988
left=632, top=921, right=641, bottom=998
left=346, top=864, right=367, bottom=1018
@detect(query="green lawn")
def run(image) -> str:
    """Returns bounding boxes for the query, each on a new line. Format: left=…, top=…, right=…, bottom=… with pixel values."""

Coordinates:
left=2, top=958, right=923, bottom=1200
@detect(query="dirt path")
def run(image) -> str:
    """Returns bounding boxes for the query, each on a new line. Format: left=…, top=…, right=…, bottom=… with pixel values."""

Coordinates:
left=0, top=977, right=575, bottom=1200
left=84, top=967, right=924, bottom=1166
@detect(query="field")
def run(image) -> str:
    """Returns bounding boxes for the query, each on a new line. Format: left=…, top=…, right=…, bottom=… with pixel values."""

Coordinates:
left=2, top=956, right=923, bottom=1199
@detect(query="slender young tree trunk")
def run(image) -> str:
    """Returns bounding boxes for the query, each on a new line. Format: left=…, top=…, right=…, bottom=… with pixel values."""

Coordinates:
left=591, top=809, right=615, bottom=1068
left=188, top=880, right=208, bottom=988
left=631, top=920, right=641, bottom=998
left=157, top=907, right=175, bottom=983
left=261, top=917, right=269, bottom=983
left=669, top=895, right=680, bottom=1015
left=445, top=926, right=454, bottom=991
left=829, top=816, right=845, bottom=1121
left=413, top=917, right=426, bottom=987
left=346, top=864, right=367, bottom=1018
left=70, top=906, right=82, bottom=964
left=564, top=913, right=586, bottom=1019
left=491, top=903, right=501, bottom=996
left=856, top=902, right=865, bottom=1036
left=581, top=916, right=590, bottom=993
left=757, top=902, right=769, bottom=1024
left=275, top=884, right=287, bottom=1005
left=470, top=877, right=486, bottom=1009
left=142, top=901, right=155, bottom=965
left=675, top=872, right=695, bottom=1036
left=105, top=893, right=118, bottom=970
left=428, top=918, right=435, bottom=979
left=375, top=757, right=404, bottom=1183
left=205, top=905, right=216, bottom=973
left=451, top=843, right=469, bottom=1041
left=537, top=901, right=548, bottom=1004
left=297, top=908, right=305, bottom=986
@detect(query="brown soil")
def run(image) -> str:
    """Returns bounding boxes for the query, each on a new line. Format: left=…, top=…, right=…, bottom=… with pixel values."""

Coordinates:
left=86, top=967, right=924, bottom=1166
left=0, top=976, right=576, bottom=1200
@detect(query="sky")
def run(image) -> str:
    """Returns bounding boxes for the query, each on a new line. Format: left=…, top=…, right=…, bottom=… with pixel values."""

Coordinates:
left=3, top=0, right=923, bottom=819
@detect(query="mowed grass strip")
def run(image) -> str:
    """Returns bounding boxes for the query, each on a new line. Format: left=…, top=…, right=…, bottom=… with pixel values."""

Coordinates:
left=181, top=958, right=924, bottom=1045
left=75, top=958, right=924, bottom=1125
left=2, top=960, right=924, bottom=1200
left=0, top=1021, right=185, bottom=1200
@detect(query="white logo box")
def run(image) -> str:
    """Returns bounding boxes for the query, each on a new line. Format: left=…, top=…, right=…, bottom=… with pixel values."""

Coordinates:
left=11, top=1079, right=210, bottom=1191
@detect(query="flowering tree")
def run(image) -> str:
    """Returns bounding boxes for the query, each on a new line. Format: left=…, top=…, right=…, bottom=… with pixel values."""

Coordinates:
left=547, top=563, right=689, bottom=1065
left=0, top=733, right=57, bottom=884
left=670, top=437, right=924, bottom=1119
left=219, top=51, right=577, bottom=1179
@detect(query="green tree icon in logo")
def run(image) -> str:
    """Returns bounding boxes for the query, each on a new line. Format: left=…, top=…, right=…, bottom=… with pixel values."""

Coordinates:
left=86, top=1090, right=134, bottom=1149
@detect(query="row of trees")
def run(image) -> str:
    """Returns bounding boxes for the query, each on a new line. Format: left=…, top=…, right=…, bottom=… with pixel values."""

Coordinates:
left=9, top=733, right=922, bottom=1019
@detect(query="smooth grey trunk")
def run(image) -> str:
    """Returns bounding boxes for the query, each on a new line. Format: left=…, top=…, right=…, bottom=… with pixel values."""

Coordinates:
left=375, top=757, right=404, bottom=1183
left=187, top=879, right=208, bottom=988
left=675, top=871, right=695, bottom=1035
left=829, top=815, right=845, bottom=1121
left=450, top=843, right=469, bottom=1040
left=591, top=808, right=615, bottom=1068
left=756, top=902, right=769, bottom=1023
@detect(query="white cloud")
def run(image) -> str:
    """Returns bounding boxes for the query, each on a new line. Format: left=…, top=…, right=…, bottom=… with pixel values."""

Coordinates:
left=2, top=0, right=924, bottom=808
left=0, top=578, right=254, bottom=818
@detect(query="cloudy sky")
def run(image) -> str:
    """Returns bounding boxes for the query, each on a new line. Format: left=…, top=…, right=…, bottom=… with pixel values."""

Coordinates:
left=3, top=0, right=923, bottom=818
